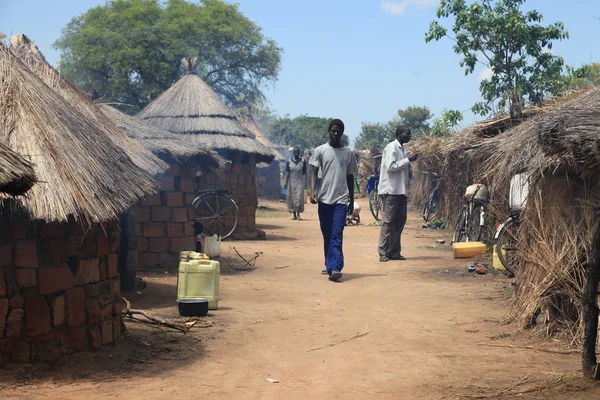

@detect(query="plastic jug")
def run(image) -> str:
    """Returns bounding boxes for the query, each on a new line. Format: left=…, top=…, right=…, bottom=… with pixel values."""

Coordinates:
left=177, top=256, right=220, bottom=310
left=492, top=245, right=506, bottom=271
left=452, top=242, right=487, bottom=259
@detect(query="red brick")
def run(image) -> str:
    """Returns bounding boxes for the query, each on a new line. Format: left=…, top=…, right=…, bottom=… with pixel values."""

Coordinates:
left=0, top=299, right=8, bottom=338
left=188, top=207, right=195, bottom=221
left=88, top=326, right=102, bottom=350
left=176, top=177, right=195, bottom=193
left=39, top=263, right=74, bottom=295
left=100, top=304, right=112, bottom=319
left=113, top=301, right=122, bottom=316
left=170, top=238, right=188, bottom=254
left=0, top=268, right=5, bottom=296
left=12, top=340, right=31, bottom=363
left=149, top=238, right=170, bottom=253
left=143, top=223, right=164, bottom=238
left=141, top=193, right=162, bottom=206
left=157, top=175, right=176, bottom=191
left=184, top=237, right=196, bottom=250
left=10, top=295, right=24, bottom=309
left=138, top=252, right=157, bottom=269
left=65, top=287, right=86, bottom=328
left=60, top=327, right=87, bottom=353
left=97, top=233, right=109, bottom=257
left=137, top=238, right=148, bottom=252
left=41, top=223, right=64, bottom=238
left=101, top=320, right=114, bottom=345
left=151, top=207, right=171, bottom=222
left=5, top=309, right=24, bottom=338
left=51, top=295, right=65, bottom=327
left=108, top=229, right=120, bottom=253
left=232, top=164, right=242, bottom=174
left=74, top=259, right=100, bottom=285
left=166, top=192, right=184, bottom=207
left=0, top=245, right=13, bottom=267
left=16, top=241, right=38, bottom=268
left=67, top=235, right=83, bottom=257
left=167, top=163, right=181, bottom=176
left=132, top=206, right=150, bottom=223
left=41, top=239, right=63, bottom=266
left=167, top=223, right=183, bottom=238
left=184, top=222, right=195, bottom=237
left=113, top=315, right=123, bottom=340
left=86, top=298, right=102, bottom=323
left=107, top=254, right=118, bottom=278
left=24, top=296, right=51, bottom=336
left=185, top=193, right=196, bottom=205
left=15, top=268, right=36, bottom=287
left=172, top=208, right=188, bottom=222
left=10, top=216, right=29, bottom=240
left=99, top=260, right=108, bottom=281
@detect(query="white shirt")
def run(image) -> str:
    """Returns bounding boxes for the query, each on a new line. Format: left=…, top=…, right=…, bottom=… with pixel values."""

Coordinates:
left=378, top=140, right=410, bottom=196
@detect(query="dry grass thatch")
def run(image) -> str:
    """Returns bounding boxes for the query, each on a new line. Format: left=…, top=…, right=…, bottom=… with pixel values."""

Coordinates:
left=0, top=141, right=36, bottom=196
left=97, top=103, right=224, bottom=169
left=10, top=34, right=167, bottom=176
left=137, top=59, right=276, bottom=163
left=0, top=43, right=157, bottom=223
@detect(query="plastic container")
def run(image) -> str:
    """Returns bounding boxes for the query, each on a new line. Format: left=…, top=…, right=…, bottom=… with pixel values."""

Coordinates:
left=178, top=257, right=220, bottom=310
left=453, top=242, right=487, bottom=259
left=492, top=245, right=506, bottom=271
left=509, top=173, right=529, bottom=211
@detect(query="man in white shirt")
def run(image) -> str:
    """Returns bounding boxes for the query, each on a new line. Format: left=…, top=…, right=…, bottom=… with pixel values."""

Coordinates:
left=378, top=126, right=418, bottom=262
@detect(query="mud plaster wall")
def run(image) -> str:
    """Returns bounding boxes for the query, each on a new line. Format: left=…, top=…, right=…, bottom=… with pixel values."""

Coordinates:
left=0, top=216, right=123, bottom=363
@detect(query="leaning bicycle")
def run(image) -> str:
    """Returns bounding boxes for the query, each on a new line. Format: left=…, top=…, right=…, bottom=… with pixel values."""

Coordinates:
left=192, top=189, right=239, bottom=239
left=422, top=172, right=442, bottom=223
left=452, top=184, right=488, bottom=243
left=366, top=174, right=381, bottom=221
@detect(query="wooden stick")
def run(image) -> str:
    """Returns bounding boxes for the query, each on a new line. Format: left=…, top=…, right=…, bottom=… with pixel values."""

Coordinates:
left=121, top=297, right=191, bottom=334
left=308, top=326, right=370, bottom=352
left=476, top=342, right=579, bottom=354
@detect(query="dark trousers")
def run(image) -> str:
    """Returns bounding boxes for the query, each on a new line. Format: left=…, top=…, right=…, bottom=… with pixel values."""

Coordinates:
left=318, top=202, right=348, bottom=274
left=378, top=195, right=408, bottom=258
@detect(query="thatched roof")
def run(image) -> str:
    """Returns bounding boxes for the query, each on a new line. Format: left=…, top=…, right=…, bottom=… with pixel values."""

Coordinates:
left=97, top=103, right=224, bottom=169
left=137, top=59, right=275, bottom=163
left=0, top=141, right=36, bottom=196
left=10, top=34, right=167, bottom=176
left=0, top=42, right=157, bottom=223
left=242, top=113, right=284, bottom=162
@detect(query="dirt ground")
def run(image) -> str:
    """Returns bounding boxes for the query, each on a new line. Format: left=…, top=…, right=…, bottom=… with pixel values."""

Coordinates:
left=1, top=198, right=599, bottom=400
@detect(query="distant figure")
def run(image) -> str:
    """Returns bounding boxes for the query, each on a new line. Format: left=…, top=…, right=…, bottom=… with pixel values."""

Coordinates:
left=377, top=126, right=418, bottom=262
left=309, top=119, right=358, bottom=282
left=286, top=147, right=307, bottom=220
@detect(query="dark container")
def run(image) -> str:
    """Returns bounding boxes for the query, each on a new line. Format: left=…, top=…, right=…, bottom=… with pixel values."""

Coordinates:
left=177, top=298, right=209, bottom=317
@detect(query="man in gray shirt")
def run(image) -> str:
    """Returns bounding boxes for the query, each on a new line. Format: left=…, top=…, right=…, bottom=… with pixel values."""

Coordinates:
left=309, top=119, right=358, bottom=282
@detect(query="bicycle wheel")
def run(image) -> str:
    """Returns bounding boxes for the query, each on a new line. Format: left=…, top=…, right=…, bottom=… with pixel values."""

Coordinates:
left=452, top=207, right=467, bottom=243
left=193, top=193, right=239, bottom=239
left=497, top=218, right=519, bottom=275
left=370, top=191, right=381, bottom=221
left=423, top=192, right=441, bottom=223
left=467, top=204, right=483, bottom=242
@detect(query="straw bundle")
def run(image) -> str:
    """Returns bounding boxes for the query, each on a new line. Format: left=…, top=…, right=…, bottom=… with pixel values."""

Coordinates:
left=10, top=34, right=167, bottom=175
left=0, top=43, right=157, bottom=223
left=0, top=141, right=36, bottom=196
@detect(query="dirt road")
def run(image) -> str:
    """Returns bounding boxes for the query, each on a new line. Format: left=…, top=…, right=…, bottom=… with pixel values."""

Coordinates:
left=1, top=198, right=598, bottom=399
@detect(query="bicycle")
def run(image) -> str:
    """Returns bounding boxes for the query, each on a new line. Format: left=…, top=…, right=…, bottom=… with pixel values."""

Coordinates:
left=192, top=189, right=239, bottom=239
left=366, top=174, right=381, bottom=221
left=422, top=172, right=442, bottom=223
left=452, top=184, right=488, bottom=243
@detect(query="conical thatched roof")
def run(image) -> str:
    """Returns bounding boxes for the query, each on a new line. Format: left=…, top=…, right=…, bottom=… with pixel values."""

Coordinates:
left=0, top=141, right=36, bottom=196
left=242, top=113, right=284, bottom=162
left=97, top=103, right=224, bottom=169
left=0, top=42, right=157, bottom=223
left=10, top=34, right=166, bottom=175
left=137, top=59, right=275, bottom=163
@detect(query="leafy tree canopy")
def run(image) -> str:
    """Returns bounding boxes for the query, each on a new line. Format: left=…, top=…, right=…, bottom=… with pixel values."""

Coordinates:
left=426, top=0, right=568, bottom=119
left=54, top=0, right=282, bottom=111
left=264, top=115, right=350, bottom=150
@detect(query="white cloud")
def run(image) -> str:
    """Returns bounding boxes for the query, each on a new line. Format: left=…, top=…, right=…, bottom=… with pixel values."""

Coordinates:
left=381, top=0, right=439, bottom=15
left=478, top=66, right=493, bottom=82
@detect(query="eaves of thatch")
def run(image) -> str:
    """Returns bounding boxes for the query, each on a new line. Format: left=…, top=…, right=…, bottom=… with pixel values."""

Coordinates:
left=0, top=43, right=157, bottom=223
left=97, top=103, right=225, bottom=170
left=137, top=65, right=276, bottom=164
left=0, top=141, right=36, bottom=196
left=10, top=34, right=167, bottom=176
left=242, top=114, right=285, bottom=162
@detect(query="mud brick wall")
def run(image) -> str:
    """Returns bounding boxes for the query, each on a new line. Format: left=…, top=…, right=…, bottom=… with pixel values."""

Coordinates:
left=256, top=161, right=282, bottom=200
left=0, top=216, right=123, bottom=363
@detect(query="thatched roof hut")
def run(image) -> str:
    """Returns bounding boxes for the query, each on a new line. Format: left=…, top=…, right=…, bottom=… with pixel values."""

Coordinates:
left=137, top=59, right=275, bottom=164
left=10, top=34, right=166, bottom=176
left=0, top=141, right=36, bottom=196
left=97, top=103, right=223, bottom=169
left=242, top=112, right=284, bottom=162
left=0, top=42, right=157, bottom=223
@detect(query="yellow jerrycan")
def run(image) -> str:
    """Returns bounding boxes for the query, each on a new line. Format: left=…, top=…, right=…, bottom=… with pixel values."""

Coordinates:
left=177, top=252, right=220, bottom=310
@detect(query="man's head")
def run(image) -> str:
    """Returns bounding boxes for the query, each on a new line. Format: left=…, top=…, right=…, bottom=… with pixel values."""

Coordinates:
left=395, top=126, right=412, bottom=144
left=328, top=119, right=345, bottom=146
left=292, top=147, right=300, bottom=158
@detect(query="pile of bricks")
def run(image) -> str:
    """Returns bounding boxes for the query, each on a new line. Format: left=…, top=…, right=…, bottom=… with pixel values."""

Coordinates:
left=0, top=216, right=123, bottom=363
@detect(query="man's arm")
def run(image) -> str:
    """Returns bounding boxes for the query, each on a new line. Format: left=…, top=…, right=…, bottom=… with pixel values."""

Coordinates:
left=346, top=174, right=354, bottom=215
left=310, top=166, right=319, bottom=204
left=387, top=147, right=410, bottom=172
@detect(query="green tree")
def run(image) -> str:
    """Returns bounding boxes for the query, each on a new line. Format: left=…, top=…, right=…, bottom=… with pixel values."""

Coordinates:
left=54, top=0, right=282, bottom=111
left=430, top=109, right=464, bottom=136
left=554, top=63, right=600, bottom=93
left=266, top=115, right=350, bottom=150
left=425, top=0, right=568, bottom=119
left=392, top=105, right=433, bottom=137
left=353, top=123, right=395, bottom=151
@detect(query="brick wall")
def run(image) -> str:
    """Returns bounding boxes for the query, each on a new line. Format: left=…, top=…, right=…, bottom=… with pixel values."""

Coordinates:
left=256, top=161, right=282, bottom=200
left=0, top=216, right=123, bottom=363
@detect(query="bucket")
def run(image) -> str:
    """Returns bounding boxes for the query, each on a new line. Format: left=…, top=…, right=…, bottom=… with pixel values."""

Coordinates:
left=203, top=235, right=221, bottom=258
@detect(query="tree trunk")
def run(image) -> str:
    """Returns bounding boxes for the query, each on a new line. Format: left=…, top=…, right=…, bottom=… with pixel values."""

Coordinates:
left=582, top=216, right=600, bottom=379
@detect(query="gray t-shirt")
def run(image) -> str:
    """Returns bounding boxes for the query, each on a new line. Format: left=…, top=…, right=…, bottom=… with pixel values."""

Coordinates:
left=309, top=143, right=358, bottom=205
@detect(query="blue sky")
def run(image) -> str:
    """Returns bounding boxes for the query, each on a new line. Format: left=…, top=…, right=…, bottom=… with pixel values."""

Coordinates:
left=2, top=0, right=600, bottom=144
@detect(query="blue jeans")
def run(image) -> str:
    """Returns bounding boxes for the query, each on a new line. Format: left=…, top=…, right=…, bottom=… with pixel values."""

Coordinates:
left=318, top=202, right=348, bottom=275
